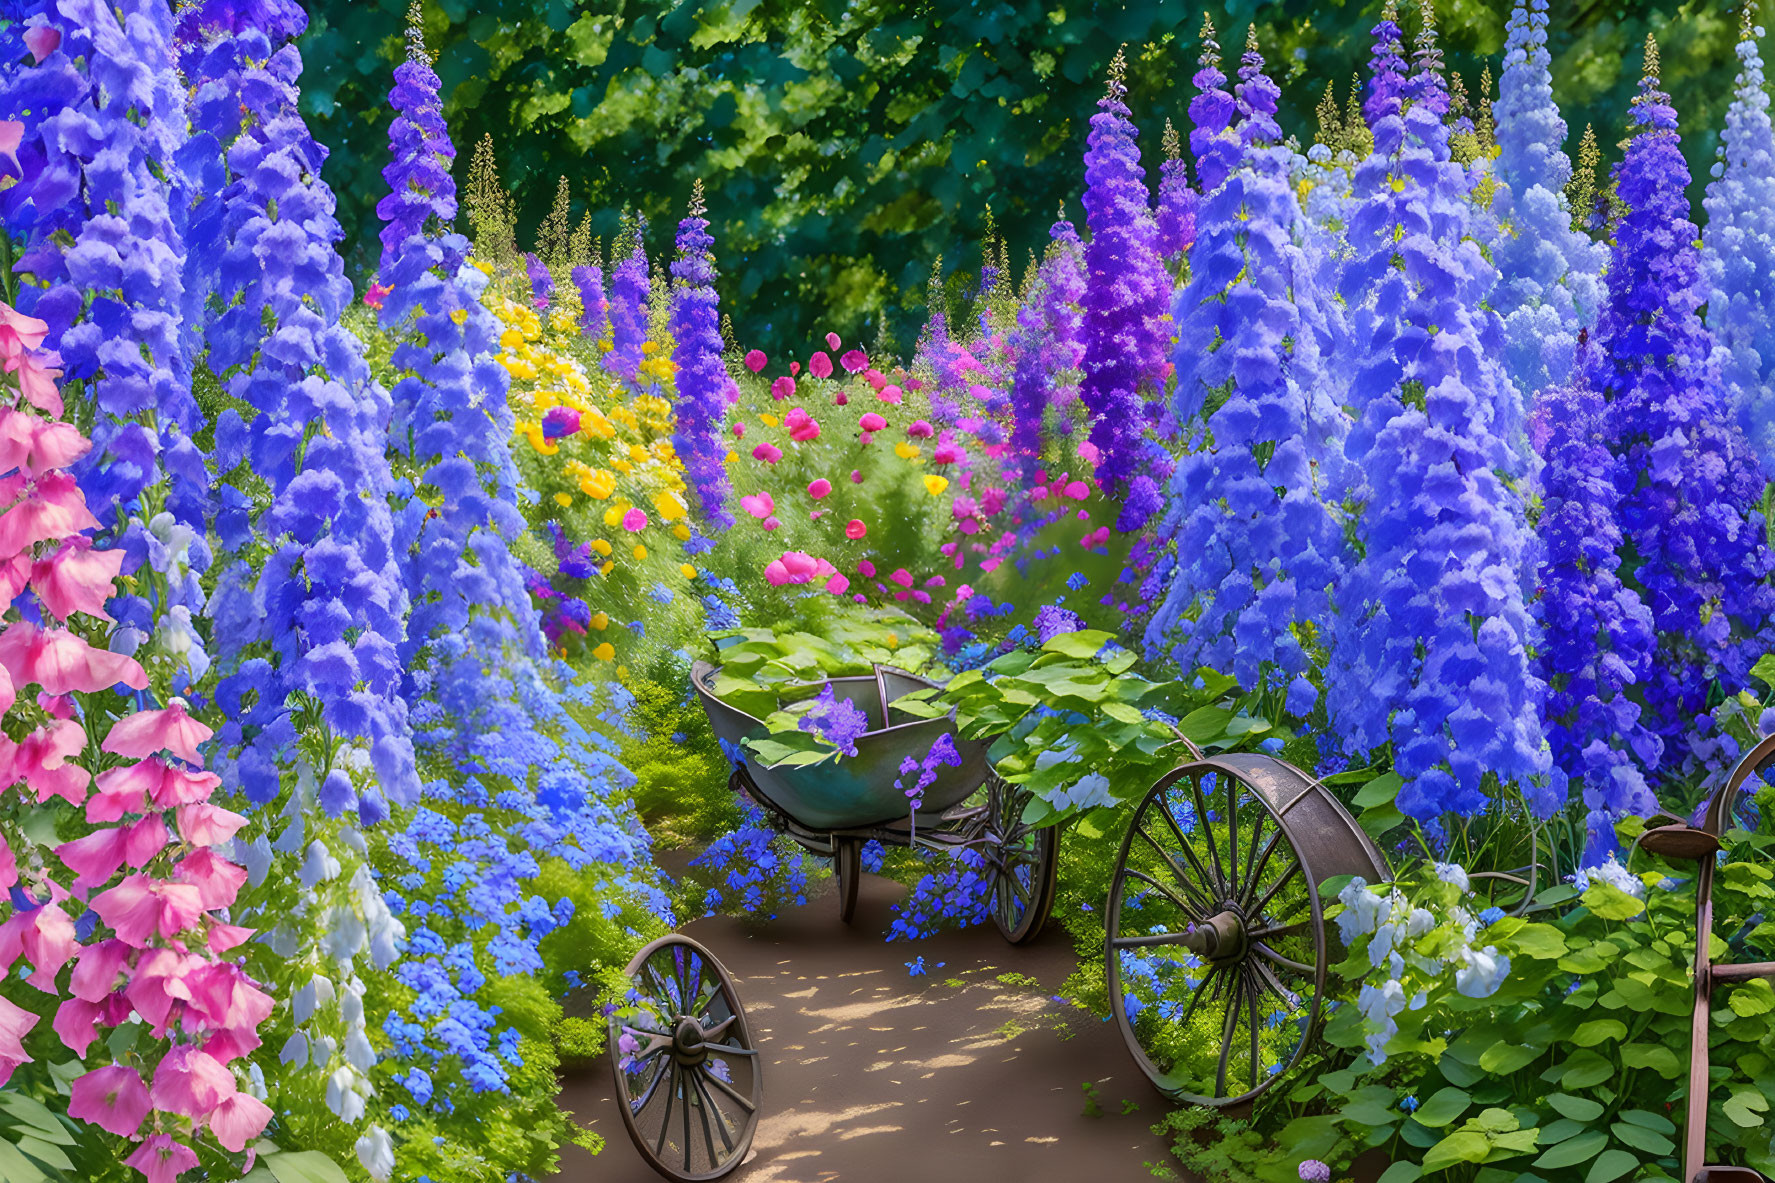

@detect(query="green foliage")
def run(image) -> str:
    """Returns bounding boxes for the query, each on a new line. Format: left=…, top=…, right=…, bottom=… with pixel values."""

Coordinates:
left=618, top=672, right=736, bottom=844
left=301, top=0, right=1737, bottom=356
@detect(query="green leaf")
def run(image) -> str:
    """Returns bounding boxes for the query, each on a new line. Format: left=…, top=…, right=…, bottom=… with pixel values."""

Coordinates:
left=1510, top=924, right=1567, bottom=959
left=1584, top=1150, right=1639, bottom=1183
left=1724, top=1089, right=1771, bottom=1128
left=265, top=1151, right=353, bottom=1183
left=1353, top=771, right=1404, bottom=808
left=1621, top=1043, right=1683, bottom=1078
left=1039, top=629, right=1114, bottom=659
left=0, top=1095, right=72, bottom=1142
left=1556, top=1051, right=1615, bottom=1089
left=1532, top=1129, right=1607, bottom=1168
left=1423, top=1130, right=1491, bottom=1172
left=1377, top=1164, right=1423, bottom=1183
left=12, top=1135, right=71, bottom=1173
left=1751, top=652, right=1775, bottom=691
left=1616, top=1109, right=1676, bottom=1135
left=1582, top=883, right=1646, bottom=921
left=1534, top=1118, right=1586, bottom=1145
left=1728, top=979, right=1775, bottom=1017
left=1545, top=1094, right=1606, bottom=1122
left=1360, top=803, right=1407, bottom=839
left=1415, top=1087, right=1474, bottom=1129
left=1480, top=1042, right=1541, bottom=1074
left=1609, top=1121, right=1674, bottom=1156
left=0, top=1142, right=45, bottom=1183
left=1571, top=1019, right=1628, bottom=1047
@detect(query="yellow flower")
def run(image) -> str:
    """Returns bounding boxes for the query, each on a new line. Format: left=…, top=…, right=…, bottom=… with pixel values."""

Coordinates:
left=885, top=632, right=899, bottom=649
left=632, top=544, right=647, bottom=560
left=600, top=560, right=615, bottom=576
left=654, top=490, right=686, bottom=522
left=590, top=538, right=612, bottom=556
left=579, top=469, right=616, bottom=500
left=617, top=664, right=629, bottom=681
left=680, top=564, right=697, bottom=579
left=590, top=611, right=610, bottom=630
left=725, top=451, right=738, bottom=464
left=592, top=642, right=616, bottom=661
left=641, top=340, right=658, bottom=355
left=450, top=308, right=468, bottom=325
left=628, top=443, right=648, bottom=464
left=673, top=523, right=691, bottom=541
left=553, top=492, right=573, bottom=508
left=760, top=413, right=779, bottom=427
left=924, top=474, right=949, bottom=496
left=603, top=506, right=624, bottom=529
left=896, top=441, right=921, bottom=460
left=612, top=458, right=633, bottom=474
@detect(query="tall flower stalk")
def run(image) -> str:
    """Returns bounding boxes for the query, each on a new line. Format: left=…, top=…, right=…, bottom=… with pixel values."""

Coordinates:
left=669, top=182, right=734, bottom=530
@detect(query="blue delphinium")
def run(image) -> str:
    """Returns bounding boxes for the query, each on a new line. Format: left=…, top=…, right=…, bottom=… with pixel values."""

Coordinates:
left=1489, top=0, right=1605, bottom=408
left=669, top=182, right=735, bottom=529
left=607, top=220, right=650, bottom=386
left=1148, top=28, right=1348, bottom=705
left=572, top=258, right=608, bottom=342
left=1590, top=37, right=1775, bottom=765
left=1703, top=12, right=1775, bottom=479
left=1079, top=48, right=1168, bottom=521
left=1328, top=2, right=1552, bottom=821
left=0, top=0, right=212, bottom=693
left=1007, top=219, right=1087, bottom=480
left=1534, top=344, right=1660, bottom=862
left=1154, top=119, right=1197, bottom=265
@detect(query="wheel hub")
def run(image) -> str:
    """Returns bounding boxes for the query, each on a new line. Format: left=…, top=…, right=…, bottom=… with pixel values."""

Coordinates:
left=1179, top=909, right=1248, bottom=964
left=671, top=1016, right=708, bottom=1066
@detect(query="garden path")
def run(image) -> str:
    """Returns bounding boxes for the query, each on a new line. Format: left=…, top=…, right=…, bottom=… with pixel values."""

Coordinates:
left=555, top=868, right=1188, bottom=1182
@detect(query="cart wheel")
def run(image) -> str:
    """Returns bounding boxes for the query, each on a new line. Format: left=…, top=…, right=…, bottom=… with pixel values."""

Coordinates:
left=1105, top=756, right=1387, bottom=1107
left=987, top=777, right=1058, bottom=946
left=834, top=838, right=861, bottom=925
left=608, top=935, right=762, bottom=1181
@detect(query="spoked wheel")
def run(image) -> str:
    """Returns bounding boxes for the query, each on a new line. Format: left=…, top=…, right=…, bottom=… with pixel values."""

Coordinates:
left=1105, top=756, right=1387, bottom=1107
left=834, top=838, right=861, bottom=924
left=608, top=935, right=762, bottom=1181
left=986, top=776, right=1058, bottom=945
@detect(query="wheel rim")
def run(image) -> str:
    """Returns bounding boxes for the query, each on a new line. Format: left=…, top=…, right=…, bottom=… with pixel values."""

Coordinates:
left=609, top=936, right=762, bottom=1181
left=988, top=778, right=1054, bottom=943
left=1105, top=765, right=1321, bottom=1106
left=836, top=839, right=860, bottom=924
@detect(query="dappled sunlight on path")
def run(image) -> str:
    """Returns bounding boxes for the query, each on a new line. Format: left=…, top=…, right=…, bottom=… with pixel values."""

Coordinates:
left=555, top=868, right=1186, bottom=1182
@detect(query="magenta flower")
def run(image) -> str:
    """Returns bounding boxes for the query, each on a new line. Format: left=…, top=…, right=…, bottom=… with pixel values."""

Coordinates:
left=621, top=508, right=648, bottom=532
left=740, top=491, right=775, bottom=519
left=809, top=351, right=834, bottom=378
left=841, top=349, right=868, bottom=372
left=753, top=442, right=783, bottom=463
left=933, top=442, right=966, bottom=465
left=845, top=519, right=867, bottom=539
left=541, top=405, right=580, bottom=439
left=889, top=568, right=914, bottom=588
left=808, top=478, right=832, bottom=499
left=771, top=375, right=795, bottom=400
left=879, top=384, right=904, bottom=404
left=786, top=407, right=821, bottom=441
left=125, top=1134, right=199, bottom=1183
left=907, top=420, right=934, bottom=439
left=826, top=332, right=841, bottom=349
left=68, top=1063, right=151, bottom=1137
left=860, top=412, right=887, bottom=432
left=745, top=349, right=767, bottom=372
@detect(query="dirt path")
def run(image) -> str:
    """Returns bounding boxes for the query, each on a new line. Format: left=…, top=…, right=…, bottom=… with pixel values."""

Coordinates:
left=553, top=867, right=1189, bottom=1183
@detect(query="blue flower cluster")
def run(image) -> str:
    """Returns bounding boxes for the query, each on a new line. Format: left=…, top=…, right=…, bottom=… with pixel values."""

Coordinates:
left=607, top=222, right=650, bottom=387
left=669, top=185, right=735, bottom=529
left=797, top=683, right=870, bottom=758
left=690, top=796, right=809, bottom=916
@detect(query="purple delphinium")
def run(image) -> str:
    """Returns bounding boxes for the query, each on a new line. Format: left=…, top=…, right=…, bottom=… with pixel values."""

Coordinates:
left=1327, top=5, right=1551, bottom=821
left=524, top=251, right=553, bottom=306
left=1588, top=37, right=1775, bottom=765
left=669, top=183, right=735, bottom=529
left=572, top=261, right=608, bottom=342
left=180, top=0, right=422, bottom=812
left=1363, top=0, right=1408, bottom=128
left=374, top=17, right=455, bottom=274
left=607, top=221, right=650, bottom=385
left=797, top=683, right=870, bottom=758
left=1703, top=12, right=1775, bottom=479
left=1155, top=120, right=1198, bottom=263
left=1147, top=31, right=1348, bottom=703
left=1490, top=0, right=1605, bottom=408
left=1534, top=342, right=1660, bottom=863
left=1007, top=219, right=1088, bottom=478
left=1189, top=16, right=1240, bottom=195
left=1079, top=48, right=1168, bottom=518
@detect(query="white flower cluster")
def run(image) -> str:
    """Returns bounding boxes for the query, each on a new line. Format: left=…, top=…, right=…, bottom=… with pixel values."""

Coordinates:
left=1569, top=853, right=1646, bottom=899
left=1336, top=868, right=1512, bottom=1066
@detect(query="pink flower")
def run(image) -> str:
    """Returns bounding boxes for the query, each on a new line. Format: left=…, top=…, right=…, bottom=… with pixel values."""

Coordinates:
left=102, top=699, right=211, bottom=764
left=363, top=281, right=392, bottom=310
left=865, top=368, right=887, bottom=389
left=209, top=1091, right=273, bottom=1153
left=91, top=874, right=205, bottom=947
left=770, top=376, right=795, bottom=400
left=809, top=352, right=833, bottom=379
left=762, top=515, right=780, bottom=531
left=807, top=479, right=832, bottom=499
left=1064, top=480, right=1090, bottom=500
left=174, top=848, right=247, bottom=910
left=125, top=947, right=195, bottom=1031
left=126, top=1135, right=200, bottom=1183
left=30, top=538, right=121, bottom=621
left=0, top=469, right=101, bottom=555
left=150, top=765, right=222, bottom=810
left=0, top=834, right=12, bottom=890
left=907, top=420, right=934, bottom=439
left=151, top=1046, right=236, bottom=1119
left=763, top=560, right=789, bottom=586
left=70, top=1064, right=151, bottom=1137
left=744, top=349, right=767, bottom=372
left=1077, top=507, right=1090, bottom=520
left=732, top=422, right=745, bottom=437
left=752, top=442, right=783, bottom=464
left=621, top=508, right=648, bottom=532
left=206, top=924, right=254, bottom=954
left=176, top=803, right=248, bottom=847
left=835, top=390, right=849, bottom=405
left=0, top=303, right=48, bottom=359
left=952, top=496, right=979, bottom=519
left=889, top=568, right=914, bottom=588
left=0, top=995, right=37, bottom=1085
left=825, top=332, right=842, bottom=350
left=789, top=361, right=801, bottom=376
left=933, top=442, right=966, bottom=465
left=850, top=470, right=863, bottom=483
left=0, top=902, right=77, bottom=992
left=182, top=962, right=274, bottom=1035
left=0, top=121, right=18, bottom=180
left=858, top=559, right=876, bottom=578
left=69, top=939, right=130, bottom=1003
left=740, top=491, right=775, bottom=520
left=14, top=718, right=89, bottom=804
left=859, top=412, right=886, bottom=433
left=925, top=575, right=947, bottom=588
left=55, top=817, right=168, bottom=892
left=785, top=407, right=820, bottom=442
left=878, top=384, right=903, bottom=404
left=1082, top=526, right=1110, bottom=548
left=845, top=519, right=867, bottom=540
left=980, top=486, right=1007, bottom=515
left=22, top=25, right=59, bottom=63
left=1077, top=439, right=1101, bottom=466
left=825, top=574, right=850, bottom=595
left=841, top=349, right=867, bottom=373
left=51, top=997, right=103, bottom=1057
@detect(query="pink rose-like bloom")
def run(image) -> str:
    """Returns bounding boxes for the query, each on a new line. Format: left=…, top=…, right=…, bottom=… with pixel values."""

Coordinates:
left=621, top=508, right=648, bottom=532
left=933, top=442, right=965, bottom=465
left=752, top=442, right=783, bottom=464
left=878, top=384, right=903, bottom=404
left=764, top=551, right=833, bottom=587
left=0, top=901, right=78, bottom=991
left=889, top=568, right=913, bottom=588
left=784, top=407, right=820, bottom=442
left=859, top=412, right=886, bottom=433
left=858, top=559, right=876, bottom=578
left=126, top=1134, right=200, bottom=1183
left=906, top=420, right=933, bottom=439
left=924, top=575, right=946, bottom=588
left=841, top=349, right=868, bottom=373
left=850, top=470, right=863, bottom=483
left=1077, top=508, right=1091, bottom=520
left=1064, top=480, right=1090, bottom=500
left=980, top=486, right=1007, bottom=515
left=808, top=479, right=832, bottom=499
left=809, top=352, right=833, bottom=379
left=740, top=491, right=775, bottom=519
left=865, top=368, right=887, bottom=389
left=22, top=25, right=59, bottom=63
left=825, top=573, right=850, bottom=594
left=951, top=496, right=979, bottom=520
left=91, top=874, right=204, bottom=947
left=826, top=332, right=842, bottom=350
left=70, top=1064, right=152, bottom=1137
left=732, top=422, right=745, bottom=437
left=762, top=516, right=781, bottom=531
left=789, top=361, right=801, bottom=376
left=845, top=519, right=867, bottom=540
left=1077, top=439, right=1101, bottom=465
left=835, top=390, right=849, bottom=405
left=771, top=376, right=795, bottom=400
left=744, top=349, right=767, bottom=372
